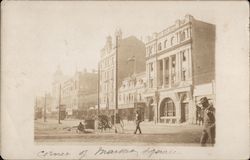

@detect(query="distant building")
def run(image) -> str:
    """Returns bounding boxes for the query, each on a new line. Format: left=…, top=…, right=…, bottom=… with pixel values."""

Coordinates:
left=98, top=29, right=146, bottom=112
left=51, top=66, right=68, bottom=113
left=61, top=70, right=98, bottom=118
left=144, top=14, right=215, bottom=124
left=34, top=94, right=53, bottom=119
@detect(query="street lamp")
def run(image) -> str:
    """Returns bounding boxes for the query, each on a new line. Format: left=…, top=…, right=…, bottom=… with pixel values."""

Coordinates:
left=97, top=62, right=100, bottom=116
left=44, top=92, right=47, bottom=122
left=114, top=34, right=120, bottom=133
left=58, top=84, right=62, bottom=124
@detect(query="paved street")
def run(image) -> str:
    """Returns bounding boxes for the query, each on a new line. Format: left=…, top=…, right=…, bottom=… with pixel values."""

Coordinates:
left=35, top=119, right=202, bottom=145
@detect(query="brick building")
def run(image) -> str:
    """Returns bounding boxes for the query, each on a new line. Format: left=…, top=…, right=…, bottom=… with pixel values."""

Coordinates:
left=98, top=29, right=146, bottom=114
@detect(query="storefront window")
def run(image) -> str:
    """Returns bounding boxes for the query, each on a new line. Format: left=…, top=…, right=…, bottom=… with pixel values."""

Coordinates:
left=160, top=98, right=176, bottom=117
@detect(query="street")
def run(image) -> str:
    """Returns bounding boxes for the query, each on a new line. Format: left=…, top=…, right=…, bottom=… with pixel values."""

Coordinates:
left=35, top=119, right=202, bottom=145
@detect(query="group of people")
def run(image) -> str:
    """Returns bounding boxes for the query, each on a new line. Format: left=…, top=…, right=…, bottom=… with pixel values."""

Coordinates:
left=77, top=110, right=143, bottom=134
left=77, top=97, right=215, bottom=146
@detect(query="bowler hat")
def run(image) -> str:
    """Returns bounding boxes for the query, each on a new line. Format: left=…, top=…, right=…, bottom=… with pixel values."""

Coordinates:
left=199, top=97, right=210, bottom=104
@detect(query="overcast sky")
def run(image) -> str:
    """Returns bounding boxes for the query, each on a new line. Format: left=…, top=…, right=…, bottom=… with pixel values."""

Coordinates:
left=2, top=1, right=247, bottom=97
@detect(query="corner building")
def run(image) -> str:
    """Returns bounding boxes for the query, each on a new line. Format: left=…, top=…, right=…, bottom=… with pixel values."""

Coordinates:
left=144, top=15, right=215, bottom=124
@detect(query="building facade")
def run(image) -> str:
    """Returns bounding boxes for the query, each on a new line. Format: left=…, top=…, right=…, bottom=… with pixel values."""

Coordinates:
left=98, top=29, right=146, bottom=112
left=118, top=72, right=147, bottom=120
left=61, top=70, right=98, bottom=118
left=144, top=14, right=215, bottom=124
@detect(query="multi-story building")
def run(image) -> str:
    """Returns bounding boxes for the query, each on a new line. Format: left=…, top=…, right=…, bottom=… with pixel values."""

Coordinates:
left=118, top=72, right=147, bottom=120
left=144, top=15, right=215, bottom=124
left=61, top=70, right=98, bottom=118
left=51, top=66, right=68, bottom=114
left=98, top=29, right=146, bottom=113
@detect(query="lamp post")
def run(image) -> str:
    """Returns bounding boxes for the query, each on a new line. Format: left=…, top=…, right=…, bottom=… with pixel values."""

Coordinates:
left=44, top=93, right=47, bottom=122
left=58, top=84, right=62, bottom=124
left=114, top=34, right=119, bottom=133
left=97, top=62, right=100, bottom=116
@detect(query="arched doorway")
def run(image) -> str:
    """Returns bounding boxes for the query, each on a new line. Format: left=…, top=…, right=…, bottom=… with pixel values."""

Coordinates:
left=180, top=93, right=189, bottom=123
left=160, top=98, right=176, bottom=117
left=148, top=98, right=154, bottom=121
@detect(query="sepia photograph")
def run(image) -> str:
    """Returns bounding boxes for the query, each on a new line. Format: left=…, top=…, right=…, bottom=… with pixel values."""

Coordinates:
left=1, top=1, right=249, bottom=159
left=34, top=13, right=216, bottom=146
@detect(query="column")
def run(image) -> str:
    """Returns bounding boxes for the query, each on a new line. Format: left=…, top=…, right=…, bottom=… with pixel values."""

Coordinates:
left=157, top=60, right=161, bottom=87
left=169, top=56, right=172, bottom=88
left=162, top=58, right=166, bottom=88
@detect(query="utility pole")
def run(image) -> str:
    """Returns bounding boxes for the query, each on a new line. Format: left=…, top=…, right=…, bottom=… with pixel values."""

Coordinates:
left=58, top=84, right=61, bottom=124
left=35, top=97, right=37, bottom=120
left=114, top=34, right=119, bottom=133
left=97, top=62, right=100, bottom=115
left=44, top=93, right=47, bottom=122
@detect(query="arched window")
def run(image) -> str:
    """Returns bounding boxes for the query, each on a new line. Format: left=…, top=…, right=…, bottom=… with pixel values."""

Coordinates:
left=180, top=31, right=186, bottom=42
left=158, top=43, right=162, bottom=51
left=164, top=40, right=167, bottom=48
left=171, top=37, right=175, bottom=46
left=160, top=98, right=176, bottom=117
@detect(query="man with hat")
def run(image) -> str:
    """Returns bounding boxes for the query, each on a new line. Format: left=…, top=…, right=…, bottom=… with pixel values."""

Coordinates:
left=199, top=97, right=215, bottom=146
left=134, top=110, right=142, bottom=134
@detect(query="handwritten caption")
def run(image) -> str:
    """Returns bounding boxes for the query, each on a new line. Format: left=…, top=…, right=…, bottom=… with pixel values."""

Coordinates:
left=37, top=147, right=177, bottom=159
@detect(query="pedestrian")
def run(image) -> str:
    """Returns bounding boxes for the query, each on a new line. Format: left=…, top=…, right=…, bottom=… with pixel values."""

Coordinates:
left=199, top=97, right=215, bottom=146
left=114, top=113, right=124, bottom=133
left=77, top=122, right=85, bottom=133
left=134, top=110, right=142, bottom=134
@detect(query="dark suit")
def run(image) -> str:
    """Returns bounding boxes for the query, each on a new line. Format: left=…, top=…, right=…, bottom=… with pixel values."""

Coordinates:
left=200, top=104, right=215, bottom=145
left=134, top=113, right=142, bottom=134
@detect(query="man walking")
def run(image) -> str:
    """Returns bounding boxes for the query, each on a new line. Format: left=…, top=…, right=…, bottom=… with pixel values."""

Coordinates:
left=134, top=110, right=142, bottom=134
left=199, top=97, right=215, bottom=146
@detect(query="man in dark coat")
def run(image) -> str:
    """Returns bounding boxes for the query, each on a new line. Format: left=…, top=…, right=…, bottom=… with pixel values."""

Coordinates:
left=199, top=97, right=215, bottom=146
left=134, top=110, right=142, bottom=134
left=77, top=122, right=85, bottom=133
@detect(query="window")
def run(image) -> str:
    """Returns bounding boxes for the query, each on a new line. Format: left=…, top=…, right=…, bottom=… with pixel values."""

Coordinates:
left=180, top=31, right=186, bottom=42
left=171, top=37, right=174, bottom=46
left=158, top=43, right=162, bottom=51
left=150, top=63, right=154, bottom=72
left=182, top=70, right=186, bottom=81
left=164, top=40, right=167, bottom=48
left=148, top=46, right=153, bottom=56
left=171, top=56, right=176, bottom=83
left=159, top=60, right=163, bottom=70
left=182, top=51, right=186, bottom=61
left=166, top=101, right=175, bottom=116
left=160, top=98, right=176, bottom=117
left=149, top=79, right=153, bottom=88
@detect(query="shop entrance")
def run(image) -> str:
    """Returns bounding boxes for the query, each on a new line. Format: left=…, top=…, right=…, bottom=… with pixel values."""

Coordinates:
left=181, top=102, right=189, bottom=122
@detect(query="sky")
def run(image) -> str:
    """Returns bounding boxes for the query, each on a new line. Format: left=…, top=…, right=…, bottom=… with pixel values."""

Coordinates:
left=1, top=1, right=247, bottom=97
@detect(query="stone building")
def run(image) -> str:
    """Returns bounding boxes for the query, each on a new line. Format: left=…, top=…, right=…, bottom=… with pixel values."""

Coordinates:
left=61, top=70, right=98, bottom=118
left=144, top=15, right=215, bottom=124
left=118, top=72, right=147, bottom=120
left=98, top=29, right=146, bottom=113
